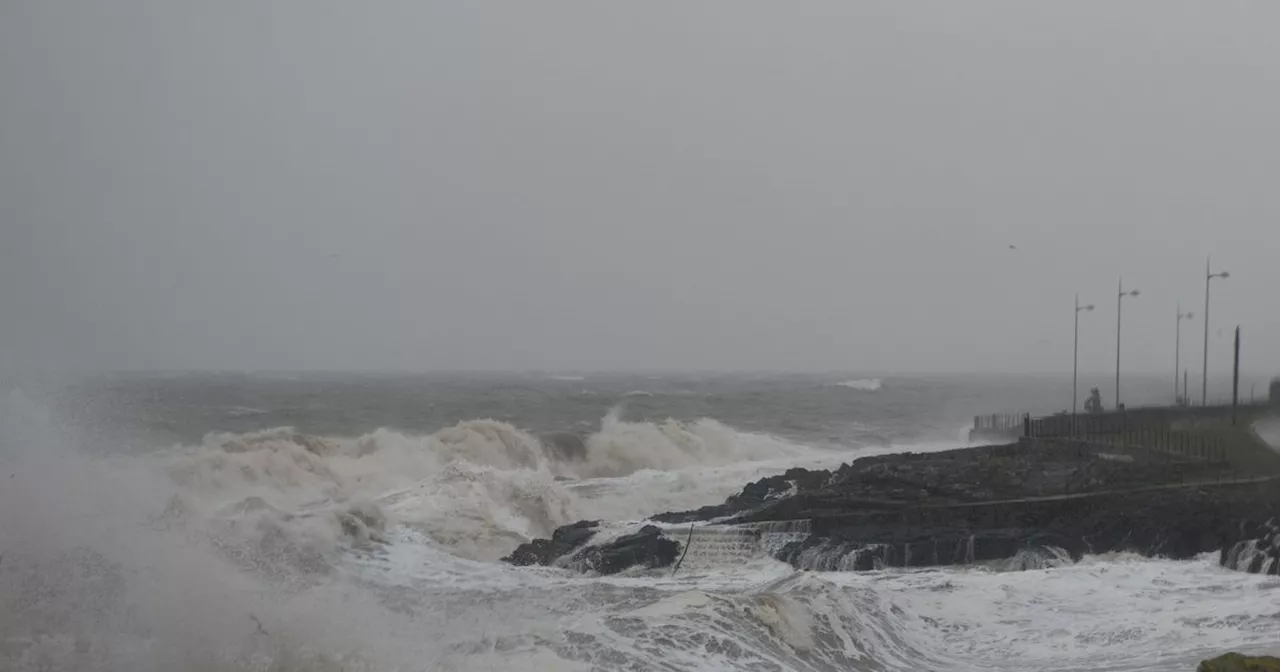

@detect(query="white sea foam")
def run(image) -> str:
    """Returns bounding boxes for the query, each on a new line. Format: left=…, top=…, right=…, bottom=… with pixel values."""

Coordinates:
left=153, top=407, right=831, bottom=560
left=409, top=553, right=1280, bottom=671
left=6, top=385, right=1279, bottom=672
left=0, top=389, right=423, bottom=672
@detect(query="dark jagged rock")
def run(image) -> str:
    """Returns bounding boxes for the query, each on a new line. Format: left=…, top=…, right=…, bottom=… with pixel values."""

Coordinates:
left=507, top=440, right=1280, bottom=575
left=501, top=522, right=680, bottom=574
left=662, top=441, right=1277, bottom=572
left=565, top=525, right=679, bottom=575
left=1221, top=519, right=1280, bottom=575
left=659, top=442, right=1221, bottom=527
left=651, top=467, right=831, bottom=524
left=1199, top=652, right=1280, bottom=672
left=774, top=527, right=1076, bottom=571
left=502, top=520, right=600, bottom=566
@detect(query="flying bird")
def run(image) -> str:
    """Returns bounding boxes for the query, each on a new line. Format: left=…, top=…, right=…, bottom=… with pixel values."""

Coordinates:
left=1008, top=245, right=1018, bottom=250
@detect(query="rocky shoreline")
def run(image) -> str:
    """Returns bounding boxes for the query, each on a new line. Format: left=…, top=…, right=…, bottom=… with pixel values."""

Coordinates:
left=504, top=439, right=1280, bottom=575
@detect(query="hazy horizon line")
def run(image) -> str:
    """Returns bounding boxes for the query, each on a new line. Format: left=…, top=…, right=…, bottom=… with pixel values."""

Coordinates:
left=16, top=367, right=1277, bottom=380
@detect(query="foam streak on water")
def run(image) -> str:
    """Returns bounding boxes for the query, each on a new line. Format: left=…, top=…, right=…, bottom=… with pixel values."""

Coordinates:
left=348, top=542, right=1280, bottom=671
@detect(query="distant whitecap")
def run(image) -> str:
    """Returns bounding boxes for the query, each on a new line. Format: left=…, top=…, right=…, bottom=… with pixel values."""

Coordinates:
left=834, top=378, right=882, bottom=392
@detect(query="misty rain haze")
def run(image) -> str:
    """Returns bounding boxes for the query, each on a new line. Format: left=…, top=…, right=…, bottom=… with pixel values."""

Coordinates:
left=3, top=2, right=1280, bottom=671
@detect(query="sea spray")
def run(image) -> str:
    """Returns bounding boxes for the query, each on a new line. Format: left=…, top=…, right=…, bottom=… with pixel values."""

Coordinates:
left=164, top=412, right=820, bottom=559
left=0, top=389, right=424, bottom=671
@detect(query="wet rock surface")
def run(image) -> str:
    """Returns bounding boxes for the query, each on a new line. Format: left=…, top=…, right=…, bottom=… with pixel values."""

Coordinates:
left=563, top=525, right=680, bottom=574
left=502, top=520, right=600, bottom=567
left=504, top=522, right=681, bottom=575
left=651, top=467, right=831, bottom=524
left=1198, top=652, right=1280, bottom=672
left=1221, top=519, right=1280, bottom=575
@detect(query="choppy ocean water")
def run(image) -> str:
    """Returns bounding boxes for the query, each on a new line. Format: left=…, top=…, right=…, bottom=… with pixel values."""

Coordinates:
left=2, top=371, right=1277, bottom=671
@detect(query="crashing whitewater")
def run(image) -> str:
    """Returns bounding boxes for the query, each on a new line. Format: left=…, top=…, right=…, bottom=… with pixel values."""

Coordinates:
left=3, top=393, right=1280, bottom=671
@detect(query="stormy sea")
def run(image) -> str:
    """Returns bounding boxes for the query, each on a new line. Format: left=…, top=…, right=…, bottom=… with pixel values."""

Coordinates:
left=2, top=371, right=1277, bottom=671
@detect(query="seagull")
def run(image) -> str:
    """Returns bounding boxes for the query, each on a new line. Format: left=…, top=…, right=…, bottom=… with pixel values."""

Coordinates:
left=249, top=614, right=269, bottom=636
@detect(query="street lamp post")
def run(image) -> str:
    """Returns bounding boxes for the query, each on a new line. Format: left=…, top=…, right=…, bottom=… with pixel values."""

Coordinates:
left=1202, top=258, right=1230, bottom=405
left=1074, top=294, right=1095, bottom=419
left=1175, top=304, right=1194, bottom=405
left=1116, top=278, right=1140, bottom=410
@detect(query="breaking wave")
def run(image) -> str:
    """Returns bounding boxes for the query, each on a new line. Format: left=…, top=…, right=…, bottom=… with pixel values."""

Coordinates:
left=0, top=387, right=836, bottom=671
left=157, top=408, right=816, bottom=561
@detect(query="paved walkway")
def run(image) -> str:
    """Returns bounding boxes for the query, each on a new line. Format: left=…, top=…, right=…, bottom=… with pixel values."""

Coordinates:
left=786, top=475, right=1280, bottom=526
left=923, top=473, right=1280, bottom=510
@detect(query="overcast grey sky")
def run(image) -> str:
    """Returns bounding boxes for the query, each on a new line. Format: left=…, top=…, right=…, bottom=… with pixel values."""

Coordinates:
left=2, top=1, right=1277, bottom=376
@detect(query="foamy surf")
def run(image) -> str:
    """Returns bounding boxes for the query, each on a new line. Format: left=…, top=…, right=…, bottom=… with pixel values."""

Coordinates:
left=346, top=549, right=1280, bottom=672
left=157, top=408, right=835, bottom=561
left=6, top=384, right=1278, bottom=671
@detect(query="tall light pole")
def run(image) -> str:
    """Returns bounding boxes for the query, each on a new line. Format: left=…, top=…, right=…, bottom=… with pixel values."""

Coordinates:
left=1175, top=305, right=1193, bottom=405
left=1074, top=294, right=1095, bottom=417
left=1202, top=257, right=1230, bottom=405
left=1116, top=278, right=1140, bottom=410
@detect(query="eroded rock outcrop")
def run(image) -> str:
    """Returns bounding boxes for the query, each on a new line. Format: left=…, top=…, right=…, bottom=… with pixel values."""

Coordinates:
left=1198, top=652, right=1280, bottom=672
left=1221, top=519, right=1280, bottom=575
left=502, top=520, right=600, bottom=566
left=503, top=522, right=679, bottom=575
left=562, top=525, right=680, bottom=574
left=505, top=441, right=1280, bottom=575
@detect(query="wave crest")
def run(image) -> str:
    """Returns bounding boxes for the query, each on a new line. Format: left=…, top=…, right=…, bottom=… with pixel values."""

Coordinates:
left=161, top=412, right=808, bottom=560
